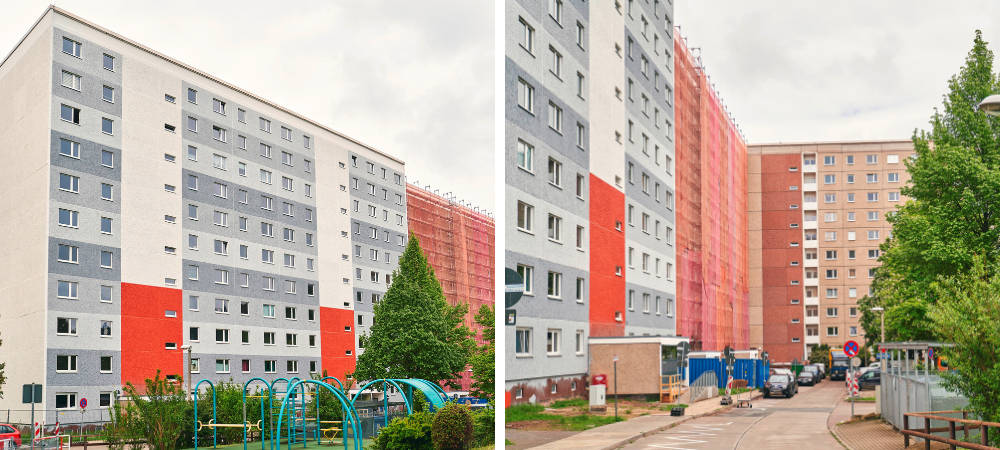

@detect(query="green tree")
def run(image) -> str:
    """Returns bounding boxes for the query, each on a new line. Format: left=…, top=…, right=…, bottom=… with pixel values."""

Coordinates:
left=468, top=305, right=495, bottom=400
left=862, top=30, right=1000, bottom=344
left=928, top=258, right=1000, bottom=426
left=354, top=234, right=474, bottom=388
left=121, top=371, right=190, bottom=450
left=807, top=344, right=830, bottom=365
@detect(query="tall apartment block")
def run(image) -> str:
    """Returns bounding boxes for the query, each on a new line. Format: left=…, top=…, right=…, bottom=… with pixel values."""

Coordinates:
left=0, top=7, right=407, bottom=421
left=406, top=184, right=495, bottom=391
left=506, top=0, right=676, bottom=404
left=748, top=140, right=913, bottom=363
left=673, top=31, right=749, bottom=352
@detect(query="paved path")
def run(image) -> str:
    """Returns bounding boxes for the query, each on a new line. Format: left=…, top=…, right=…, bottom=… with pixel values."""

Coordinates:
left=620, top=381, right=844, bottom=449
left=523, top=391, right=761, bottom=450
left=505, top=429, right=578, bottom=450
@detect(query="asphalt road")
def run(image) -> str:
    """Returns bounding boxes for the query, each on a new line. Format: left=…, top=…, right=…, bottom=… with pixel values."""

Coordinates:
left=620, top=380, right=846, bottom=449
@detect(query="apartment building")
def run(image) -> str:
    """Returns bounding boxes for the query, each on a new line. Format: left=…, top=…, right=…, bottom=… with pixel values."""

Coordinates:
left=0, top=7, right=405, bottom=421
left=748, top=140, right=913, bottom=363
left=406, top=184, right=495, bottom=391
left=673, top=31, right=749, bottom=352
left=506, top=0, right=675, bottom=404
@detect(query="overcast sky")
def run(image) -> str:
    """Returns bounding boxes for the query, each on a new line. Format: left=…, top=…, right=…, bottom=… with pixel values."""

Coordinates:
left=675, top=1, right=1000, bottom=144
left=1, top=1, right=494, bottom=211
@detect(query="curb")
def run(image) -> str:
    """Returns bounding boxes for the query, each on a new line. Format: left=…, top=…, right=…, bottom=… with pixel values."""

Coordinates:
left=601, top=392, right=764, bottom=450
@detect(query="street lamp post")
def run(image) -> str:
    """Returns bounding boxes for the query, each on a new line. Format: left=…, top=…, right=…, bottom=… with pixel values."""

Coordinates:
left=181, top=345, right=192, bottom=401
left=613, top=356, right=619, bottom=420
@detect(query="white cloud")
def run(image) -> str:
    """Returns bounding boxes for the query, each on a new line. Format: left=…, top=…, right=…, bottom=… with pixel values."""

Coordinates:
left=1, top=0, right=494, bottom=210
left=675, top=0, right=1000, bottom=144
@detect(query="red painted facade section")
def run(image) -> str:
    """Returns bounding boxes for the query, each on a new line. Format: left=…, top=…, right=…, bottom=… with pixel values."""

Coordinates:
left=759, top=154, right=805, bottom=363
left=406, top=184, right=495, bottom=391
left=320, top=306, right=356, bottom=382
left=674, top=33, right=749, bottom=351
left=120, top=283, right=183, bottom=389
left=589, top=175, right=626, bottom=337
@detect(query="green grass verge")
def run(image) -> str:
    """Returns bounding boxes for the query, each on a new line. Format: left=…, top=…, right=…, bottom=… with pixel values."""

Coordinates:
left=505, top=404, right=624, bottom=431
left=549, top=398, right=588, bottom=409
left=844, top=396, right=876, bottom=403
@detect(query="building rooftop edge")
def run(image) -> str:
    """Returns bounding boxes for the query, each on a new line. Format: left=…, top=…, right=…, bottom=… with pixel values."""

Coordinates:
left=7, top=5, right=405, bottom=166
left=748, top=138, right=913, bottom=148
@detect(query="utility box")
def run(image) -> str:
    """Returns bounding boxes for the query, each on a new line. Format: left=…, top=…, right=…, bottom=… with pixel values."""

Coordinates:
left=589, top=384, right=607, bottom=411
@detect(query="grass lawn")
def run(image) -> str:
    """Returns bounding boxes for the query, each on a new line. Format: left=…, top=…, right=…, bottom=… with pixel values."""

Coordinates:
left=505, top=403, right=624, bottom=431
left=844, top=396, right=876, bottom=403
left=181, top=436, right=367, bottom=450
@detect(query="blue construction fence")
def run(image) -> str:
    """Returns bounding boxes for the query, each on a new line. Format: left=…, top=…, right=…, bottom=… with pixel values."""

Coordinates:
left=686, top=358, right=770, bottom=389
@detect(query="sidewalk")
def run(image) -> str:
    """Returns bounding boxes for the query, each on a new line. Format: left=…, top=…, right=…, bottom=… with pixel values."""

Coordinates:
left=529, top=392, right=762, bottom=450
left=828, top=396, right=949, bottom=450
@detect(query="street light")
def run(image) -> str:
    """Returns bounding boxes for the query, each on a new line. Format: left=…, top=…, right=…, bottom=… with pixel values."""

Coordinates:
left=977, top=94, right=1000, bottom=116
left=612, top=356, right=619, bottom=420
left=181, top=345, right=192, bottom=401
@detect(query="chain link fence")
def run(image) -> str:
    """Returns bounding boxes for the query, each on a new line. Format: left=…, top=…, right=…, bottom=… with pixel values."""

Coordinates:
left=688, top=371, right=719, bottom=403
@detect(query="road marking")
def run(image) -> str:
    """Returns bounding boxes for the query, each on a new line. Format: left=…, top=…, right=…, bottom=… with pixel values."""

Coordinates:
left=644, top=422, right=735, bottom=448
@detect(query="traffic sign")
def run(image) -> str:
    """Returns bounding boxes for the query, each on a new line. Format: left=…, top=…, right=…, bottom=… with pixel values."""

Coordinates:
left=928, top=347, right=934, bottom=362
left=505, top=308, right=516, bottom=326
left=844, top=340, right=860, bottom=357
left=79, top=398, right=88, bottom=410
left=505, top=268, right=524, bottom=308
left=851, top=357, right=861, bottom=367
left=22, top=384, right=41, bottom=404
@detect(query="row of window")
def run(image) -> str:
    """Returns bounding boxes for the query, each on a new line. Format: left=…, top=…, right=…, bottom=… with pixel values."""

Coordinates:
left=794, top=230, right=884, bottom=244
left=60, top=70, right=116, bottom=103
left=60, top=103, right=115, bottom=135
left=186, top=264, right=316, bottom=294
left=801, top=192, right=901, bottom=204
left=61, top=37, right=116, bottom=71
left=196, top=358, right=321, bottom=375
left=350, top=177, right=406, bottom=206
left=626, top=289, right=674, bottom=316
left=191, top=327, right=317, bottom=349
left=187, top=162, right=312, bottom=198
left=55, top=317, right=112, bottom=337
left=626, top=247, right=674, bottom=279
left=794, top=270, right=879, bottom=291
left=56, top=243, right=113, bottom=267
left=814, top=173, right=902, bottom=184
left=186, top=203, right=314, bottom=237
left=58, top=172, right=114, bottom=200
left=186, top=88, right=312, bottom=150
left=798, top=248, right=882, bottom=262
left=805, top=266, right=881, bottom=280
left=514, top=264, right=585, bottom=303
left=513, top=327, right=586, bottom=357
left=626, top=203, right=674, bottom=240
left=348, top=155, right=405, bottom=187
left=514, top=201, right=587, bottom=249
left=805, top=154, right=904, bottom=166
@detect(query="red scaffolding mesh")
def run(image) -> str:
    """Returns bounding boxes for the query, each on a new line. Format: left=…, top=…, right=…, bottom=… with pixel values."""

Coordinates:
left=406, top=185, right=495, bottom=391
left=674, top=32, right=749, bottom=351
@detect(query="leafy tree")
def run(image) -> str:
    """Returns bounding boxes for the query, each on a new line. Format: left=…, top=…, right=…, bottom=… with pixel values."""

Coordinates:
left=354, top=234, right=474, bottom=388
left=121, top=371, right=189, bottom=450
left=468, top=305, right=495, bottom=400
left=807, top=344, right=830, bottom=365
left=928, top=258, right=1000, bottom=426
left=862, top=30, right=1000, bottom=344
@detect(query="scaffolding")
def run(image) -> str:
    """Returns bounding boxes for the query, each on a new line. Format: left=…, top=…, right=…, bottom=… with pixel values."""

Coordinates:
left=674, top=30, right=749, bottom=352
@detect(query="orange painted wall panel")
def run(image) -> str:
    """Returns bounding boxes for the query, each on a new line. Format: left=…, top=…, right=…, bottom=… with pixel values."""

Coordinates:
left=589, top=175, right=625, bottom=337
left=320, top=307, right=356, bottom=382
left=121, top=283, right=183, bottom=389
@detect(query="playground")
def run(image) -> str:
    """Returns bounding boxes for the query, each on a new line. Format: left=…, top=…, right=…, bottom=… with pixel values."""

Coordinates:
left=190, top=376, right=450, bottom=450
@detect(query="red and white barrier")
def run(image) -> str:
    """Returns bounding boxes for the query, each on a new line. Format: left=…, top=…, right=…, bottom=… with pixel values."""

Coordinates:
left=33, top=422, right=41, bottom=441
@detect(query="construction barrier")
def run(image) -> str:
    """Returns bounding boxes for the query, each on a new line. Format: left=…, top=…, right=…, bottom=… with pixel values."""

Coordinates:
left=687, top=358, right=769, bottom=388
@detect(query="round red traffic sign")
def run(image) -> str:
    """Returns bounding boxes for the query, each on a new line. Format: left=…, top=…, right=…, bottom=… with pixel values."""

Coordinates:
left=79, top=398, right=88, bottom=409
left=844, top=340, right=859, bottom=357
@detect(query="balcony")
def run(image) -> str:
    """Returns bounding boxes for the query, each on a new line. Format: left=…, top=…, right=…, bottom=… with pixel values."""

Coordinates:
left=805, top=315, right=820, bottom=325
left=803, top=201, right=818, bottom=210
left=804, top=239, right=818, bottom=249
left=805, top=334, right=821, bottom=344
left=803, top=220, right=818, bottom=229
left=804, top=277, right=819, bottom=287
left=803, top=182, right=818, bottom=192
left=803, top=258, right=819, bottom=268
left=803, top=163, right=817, bottom=173
left=804, top=295, right=820, bottom=305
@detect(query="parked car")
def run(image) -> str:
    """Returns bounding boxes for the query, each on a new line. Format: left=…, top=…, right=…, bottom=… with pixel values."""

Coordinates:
left=0, top=424, right=22, bottom=448
left=858, top=368, right=881, bottom=390
left=807, top=364, right=825, bottom=380
left=797, top=367, right=818, bottom=386
left=764, top=373, right=797, bottom=398
left=771, top=368, right=794, bottom=377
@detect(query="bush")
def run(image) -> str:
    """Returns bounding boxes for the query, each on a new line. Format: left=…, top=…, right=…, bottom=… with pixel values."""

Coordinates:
left=431, top=403, right=473, bottom=450
left=374, top=411, right=434, bottom=450
left=471, top=406, right=494, bottom=447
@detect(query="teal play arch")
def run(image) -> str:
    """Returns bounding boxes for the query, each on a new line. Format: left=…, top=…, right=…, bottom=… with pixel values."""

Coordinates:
left=275, top=379, right=362, bottom=450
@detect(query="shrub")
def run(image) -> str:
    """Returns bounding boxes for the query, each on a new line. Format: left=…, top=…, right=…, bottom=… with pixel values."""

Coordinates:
left=471, top=406, right=494, bottom=447
left=374, top=411, right=434, bottom=450
left=431, top=403, right=473, bottom=450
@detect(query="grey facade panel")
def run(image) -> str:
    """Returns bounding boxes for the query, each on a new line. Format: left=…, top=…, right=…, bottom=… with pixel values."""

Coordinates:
left=46, top=349, right=122, bottom=387
left=51, top=61, right=123, bottom=118
left=504, top=250, right=589, bottom=323
left=624, top=282, right=675, bottom=332
left=48, top=237, right=121, bottom=282
left=50, top=130, right=121, bottom=181
left=181, top=259, right=320, bottom=307
left=181, top=168, right=319, bottom=233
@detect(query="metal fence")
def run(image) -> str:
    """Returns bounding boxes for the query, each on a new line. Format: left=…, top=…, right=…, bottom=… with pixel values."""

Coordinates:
left=687, top=358, right=769, bottom=389
left=881, top=372, right=967, bottom=433
left=688, top=371, right=719, bottom=403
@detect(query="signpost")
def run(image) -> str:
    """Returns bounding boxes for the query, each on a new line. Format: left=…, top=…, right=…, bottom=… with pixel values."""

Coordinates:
left=844, top=341, right=860, bottom=417
left=22, top=384, right=42, bottom=450
left=612, top=356, right=619, bottom=420
left=505, top=268, right=524, bottom=326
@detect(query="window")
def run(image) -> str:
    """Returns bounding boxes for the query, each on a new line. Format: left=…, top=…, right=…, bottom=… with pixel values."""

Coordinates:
left=56, top=317, right=77, bottom=335
left=56, top=355, right=78, bottom=372
left=515, top=139, right=534, bottom=172
left=212, top=98, right=226, bottom=115
left=824, top=174, right=836, bottom=184
left=260, top=169, right=272, bottom=184
left=215, top=328, right=230, bottom=344
left=866, top=154, right=878, bottom=164
left=60, top=104, right=80, bottom=124
left=888, top=172, right=899, bottom=182
left=212, top=126, right=227, bottom=142
left=61, top=71, right=81, bottom=90
left=547, top=271, right=562, bottom=298
left=213, top=210, right=228, bottom=227
left=59, top=138, right=81, bottom=159
left=516, top=201, right=533, bottom=232
left=57, top=280, right=78, bottom=299
left=548, top=101, right=563, bottom=132
left=889, top=191, right=900, bottom=201
left=505, top=264, right=533, bottom=299
left=55, top=393, right=77, bottom=410
left=519, top=17, right=535, bottom=53
left=515, top=328, right=531, bottom=355
left=102, top=85, right=115, bottom=103
left=823, top=155, right=836, bottom=165
left=216, top=359, right=230, bottom=373
left=62, top=37, right=81, bottom=57
left=282, top=176, right=294, bottom=191
left=517, top=78, right=534, bottom=113
left=260, top=117, right=271, bottom=133
left=58, top=208, right=79, bottom=228
left=214, top=269, right=229, bottom=285
left=237, top=108, right=246, bottom=123
left=866, top=173, right=879, bottom=183
left=547, top=214, right=562, bottom=242
left=824, top=193, right=836, bottom=203
left=187, top=88, right=198, bottom=103
left=867, top=192, right=879, bottom=202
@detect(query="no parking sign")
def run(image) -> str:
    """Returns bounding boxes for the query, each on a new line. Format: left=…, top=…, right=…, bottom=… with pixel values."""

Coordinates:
left=80, top=398, right=88, bottom=410
left=844, top=340, right=859, bottom=357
